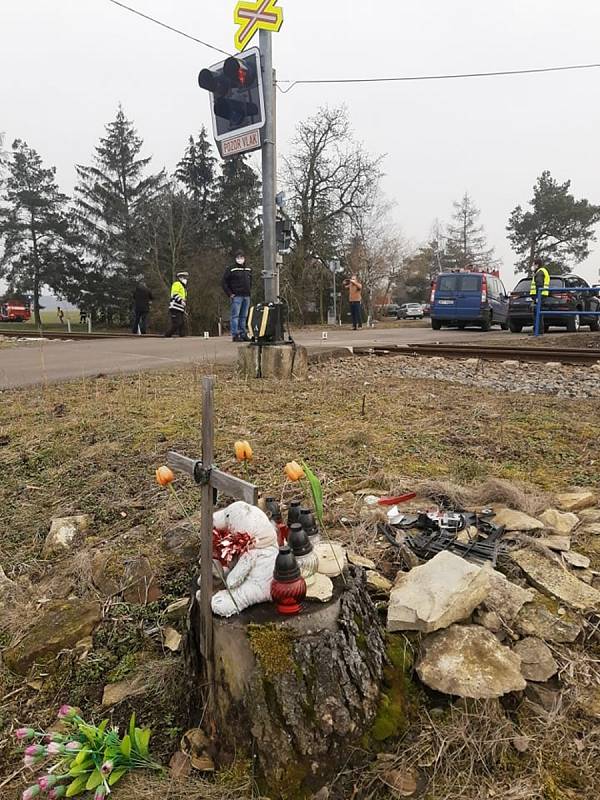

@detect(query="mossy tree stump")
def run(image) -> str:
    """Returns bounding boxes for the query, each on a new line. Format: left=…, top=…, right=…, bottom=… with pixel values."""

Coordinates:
left=184, top=568, right=386, bottom=797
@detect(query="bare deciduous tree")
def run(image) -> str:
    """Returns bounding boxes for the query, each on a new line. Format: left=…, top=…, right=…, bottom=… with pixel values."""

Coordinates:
left=282, top=106, right=383, bottom=321
left=346, top=200, right=409, bottom=318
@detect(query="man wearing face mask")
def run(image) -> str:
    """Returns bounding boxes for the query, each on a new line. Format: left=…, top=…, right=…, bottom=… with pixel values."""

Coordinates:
left=222, top=249, right=252, bottom=342
left=164, top=271, right=188, bottom=337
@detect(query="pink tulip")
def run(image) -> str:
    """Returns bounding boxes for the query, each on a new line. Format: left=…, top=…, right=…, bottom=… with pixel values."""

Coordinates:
left=43, top=733, right=64, bottom=744
left=22, top=786, right=41, bottom=800
left=57, top=705, right=79, bottom=720
left=47, top=742, right=63, bottom=755
left=25, top=744, right=46, bottom=757
left=94, top=788, right=107, bottom=800
left=64, top=741, right=82, bottom=752
left=48, top=788, right=67, bottom=800
left=16, top=728, right=35, bottom=741
left=24, top=754, right=43, bottom=768
left=100, top=760, right=113, bottom=776
left=38, top=775, right=56, bottom=791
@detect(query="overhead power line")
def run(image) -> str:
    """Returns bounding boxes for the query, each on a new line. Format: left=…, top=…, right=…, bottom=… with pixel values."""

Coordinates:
left=277, top=62, right=600, bottom=92
left=104, top=4, right=600, bottom=93
left=107, top=0, right=230, bottom=57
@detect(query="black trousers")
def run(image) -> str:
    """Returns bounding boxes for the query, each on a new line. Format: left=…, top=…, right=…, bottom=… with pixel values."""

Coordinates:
left=350, top=301, right=362, bottom=329
left=132, top=309, right=148, bottom=334
left=165, top=310, right=185, bottom=337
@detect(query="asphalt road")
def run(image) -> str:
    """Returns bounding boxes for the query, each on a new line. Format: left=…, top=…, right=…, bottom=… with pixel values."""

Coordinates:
left=0, top=325, right=511, bottom=389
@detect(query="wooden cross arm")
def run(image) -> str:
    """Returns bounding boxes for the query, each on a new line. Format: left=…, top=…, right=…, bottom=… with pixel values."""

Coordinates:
left=167, top=451, right=258, bottom=505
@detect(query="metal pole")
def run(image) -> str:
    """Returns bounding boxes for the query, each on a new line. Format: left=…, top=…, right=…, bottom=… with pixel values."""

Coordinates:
left=260, top=30, right=277, bottom=304
left=333, top=271, right=337, bottom=322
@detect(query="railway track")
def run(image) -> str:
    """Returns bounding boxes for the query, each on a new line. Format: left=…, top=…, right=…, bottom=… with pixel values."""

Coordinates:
left=353, top=342, right=600, bottom=366
left=0, top=329, right=164, bottom=341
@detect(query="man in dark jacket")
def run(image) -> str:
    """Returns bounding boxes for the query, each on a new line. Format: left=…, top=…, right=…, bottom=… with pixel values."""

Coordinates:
left=132, top=282, right=153, bottom=334
left=222, top=249, right=252, bottom=341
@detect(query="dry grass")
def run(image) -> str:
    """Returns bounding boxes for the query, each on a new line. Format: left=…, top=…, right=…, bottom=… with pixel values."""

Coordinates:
left=1, top=360, right=600, bottom=799
left=414, top=477, right=550, bottom=515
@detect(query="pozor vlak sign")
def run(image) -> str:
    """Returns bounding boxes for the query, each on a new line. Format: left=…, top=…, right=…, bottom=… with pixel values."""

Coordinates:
left=198, top=47, right=266, bottom=158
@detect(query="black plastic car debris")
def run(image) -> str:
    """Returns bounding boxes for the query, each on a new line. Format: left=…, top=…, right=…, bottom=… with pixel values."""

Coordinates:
left=378, top=508, right=506, bottom=566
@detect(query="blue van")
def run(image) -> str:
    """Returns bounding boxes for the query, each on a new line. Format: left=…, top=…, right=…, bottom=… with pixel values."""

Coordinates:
left=430, top=272, right=509, bottom=331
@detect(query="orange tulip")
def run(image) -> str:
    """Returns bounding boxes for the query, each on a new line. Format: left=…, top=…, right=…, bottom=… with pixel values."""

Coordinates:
left=284, top=461, right=304, bottom=482
left=156, top=465, right=175, bottom=486
left=234, top=440, right=253, bottom=462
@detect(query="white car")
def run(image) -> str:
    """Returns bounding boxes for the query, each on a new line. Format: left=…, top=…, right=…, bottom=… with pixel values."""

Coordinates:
left=397, top=303, right=424, bottom=320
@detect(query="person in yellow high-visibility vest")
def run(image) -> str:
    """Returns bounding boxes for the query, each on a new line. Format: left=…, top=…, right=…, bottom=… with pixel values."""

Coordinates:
left=529, top=257, right=550, bottom=298
left=164, top=271, right=188, bottom=337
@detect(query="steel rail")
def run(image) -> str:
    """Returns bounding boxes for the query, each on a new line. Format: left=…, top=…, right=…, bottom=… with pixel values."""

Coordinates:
left=0, top=329, right=165, bottom=341
left=353, top=342, right=600, bottom=365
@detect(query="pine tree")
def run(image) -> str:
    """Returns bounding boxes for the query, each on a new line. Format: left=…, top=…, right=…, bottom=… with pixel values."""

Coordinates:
left=175, top=127, right=216, bottom=223
left=445, top=193, right=497, bottom=270
left=0, top=139, right=79, bottom=325
left=507, top=171, right=600, bottom=275
left=211, top=155, right=261, bottom=255
left=74, top=106, right=164, bottom=321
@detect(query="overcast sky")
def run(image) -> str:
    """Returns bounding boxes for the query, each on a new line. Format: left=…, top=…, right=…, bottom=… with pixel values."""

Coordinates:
left=2, top=0, right=600, bottom=289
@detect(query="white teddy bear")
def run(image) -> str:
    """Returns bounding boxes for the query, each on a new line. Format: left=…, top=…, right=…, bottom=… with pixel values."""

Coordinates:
left=197, top=500, right=279, bottom=618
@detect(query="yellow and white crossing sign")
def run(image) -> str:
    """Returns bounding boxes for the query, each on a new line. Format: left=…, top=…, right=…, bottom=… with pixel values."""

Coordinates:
left=234, top=0, right=283, bottom=52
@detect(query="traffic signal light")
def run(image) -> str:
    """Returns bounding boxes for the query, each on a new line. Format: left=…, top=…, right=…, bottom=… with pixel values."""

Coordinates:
left=276, top=216, right=292, bottom=253
left=198, top=47, right=265, bottom=155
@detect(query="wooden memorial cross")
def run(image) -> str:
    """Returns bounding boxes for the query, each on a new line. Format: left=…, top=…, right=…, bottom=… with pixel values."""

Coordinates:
left=167, top=375, right=258, bottom=720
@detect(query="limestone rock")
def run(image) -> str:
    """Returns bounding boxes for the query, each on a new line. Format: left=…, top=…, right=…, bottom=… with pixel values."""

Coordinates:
left=563, top=551, right=591, bottom=569
left=163, top=626, right=182, bottom=652
left=556, top=491, right=597, bottom=512
left=3, top=600, right=102, bottom=675
left=162, top=518, right=201, bottom=563
left=583, top=523, right=600, bottom=536
left=43, top=515, right=90, bottom=557
left=416, top=624, right=526, bottom=698
left=492, top=509, right=543, bottom=532
left=474, top=609, right=503, bottom=633
left=387, top=550, right=491, bottom=633
left=90, top=551, right=118, bottom=596
left=578, top=509, right=600, bottom=524
left=538, top=509, right=579, bottom=535
left=122, top=557, right=162, bottom=605
left=512, top=548, right=600, bottom=611
left=482, top=569, right=535, bottom=622
left=366, top=570, right=393, bottom=595
left=513, top=637, right=558, bottom=682
left=536, top=536, right=571, bottom=552
left=305, top=573, right=334, bottom=603
left=576, top=687, right=600, bottom=720
left=102, top=672, right=148, bottom=706
left=525, top=682, right=559, bottom=712
left=514, top=599, right=581, bottom=643
left=347, top=552, right=376, bottom=570
left=165, top=598, right=189, bottom=621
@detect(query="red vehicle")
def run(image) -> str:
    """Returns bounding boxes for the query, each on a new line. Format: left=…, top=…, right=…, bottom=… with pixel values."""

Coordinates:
left=0, top=299, right=32, bottom=322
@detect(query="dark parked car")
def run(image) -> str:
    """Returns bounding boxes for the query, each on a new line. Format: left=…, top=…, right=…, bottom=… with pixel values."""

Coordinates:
left=508, top=274, right=600, bottom=333
left=430, top=272, right=509, bottom=330
left=378, top=303, right=400, bottom=318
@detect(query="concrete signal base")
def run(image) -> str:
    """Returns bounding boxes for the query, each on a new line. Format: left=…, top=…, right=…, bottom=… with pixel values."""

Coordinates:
left=237, top=342, right=308, bottom=379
